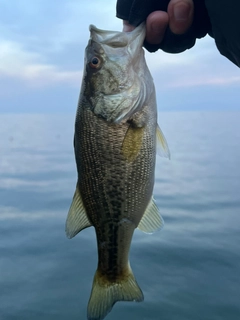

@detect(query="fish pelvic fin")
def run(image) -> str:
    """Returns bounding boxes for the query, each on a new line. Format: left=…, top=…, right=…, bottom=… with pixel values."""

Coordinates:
left=156, top=124, right=170, bottom=159
left=137, top=197, right=164, bottom=234
left=87, top=266, right=143, bottom=320
left=65, top=183, right=92, bottom=239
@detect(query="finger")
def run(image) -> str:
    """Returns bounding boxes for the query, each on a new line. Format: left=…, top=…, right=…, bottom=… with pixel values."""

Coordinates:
left=123, top=20, right=135, bottom=32
left=168, top=0, right=194, bottom=34
left=145, top=11, right=169, bottom=45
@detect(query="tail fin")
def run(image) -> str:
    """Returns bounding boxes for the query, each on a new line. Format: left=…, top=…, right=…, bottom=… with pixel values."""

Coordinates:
left=87, top=267, right=143, bottom=320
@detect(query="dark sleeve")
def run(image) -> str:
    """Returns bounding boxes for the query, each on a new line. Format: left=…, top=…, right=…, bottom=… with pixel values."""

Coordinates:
left=205, top=0, right=240, bottom=67
left=116, top=0, right=211, bottom=53
left=116, top=0, right=240, bottom=67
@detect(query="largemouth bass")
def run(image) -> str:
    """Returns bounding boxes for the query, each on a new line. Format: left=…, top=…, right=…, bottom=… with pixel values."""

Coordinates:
left=65, top=23, right=170, bottom=320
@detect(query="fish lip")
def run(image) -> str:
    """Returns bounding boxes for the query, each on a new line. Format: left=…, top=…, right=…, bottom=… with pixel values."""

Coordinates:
left=89, top=23, right=145, bottom=35
left=89, top=24, right=116, bottom=34
left=89, top=24, right=125, bottom=43
left=89, top=23, right=146, bottom=46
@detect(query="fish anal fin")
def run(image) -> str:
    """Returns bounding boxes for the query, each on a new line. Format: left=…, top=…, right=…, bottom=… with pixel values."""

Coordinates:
left=65, top=183, right=92, bottom=239
left=156, top=124, right=170, bottom=159
left=137, top=197, right=164, bottom=234
left=87, top=265, right=143, bottom=320
left=121, top=125, right=144, bottom=162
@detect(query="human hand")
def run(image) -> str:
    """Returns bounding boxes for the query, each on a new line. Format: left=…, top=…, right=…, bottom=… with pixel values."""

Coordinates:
left=123, top=0, right=194, bottom=49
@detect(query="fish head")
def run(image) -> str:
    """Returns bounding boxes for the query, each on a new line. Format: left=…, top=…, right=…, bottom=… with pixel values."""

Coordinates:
left=81, top=24, right=153, bottom=123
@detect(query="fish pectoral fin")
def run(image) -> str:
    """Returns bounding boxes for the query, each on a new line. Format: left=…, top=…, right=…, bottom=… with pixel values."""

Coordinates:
left=156, top=124, right=170, bottom=159
left=137, top=197, right=164, bottom=234
left=65, top=183, right=92, bottom=239
left=121, top=125, right=144, bottom=162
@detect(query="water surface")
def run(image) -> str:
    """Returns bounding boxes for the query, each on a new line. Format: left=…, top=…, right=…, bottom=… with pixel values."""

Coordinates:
left=1, top=112, right=240, bottom=320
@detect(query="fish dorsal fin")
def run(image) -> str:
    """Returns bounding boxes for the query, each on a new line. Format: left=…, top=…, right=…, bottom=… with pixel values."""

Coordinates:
left=65, top=184, right=92, bottom=239
left=156, top=124, right=170, bottom=159
left=121, top=125, right=144, bottom=162
left=137, top=197, right=164, bottom=234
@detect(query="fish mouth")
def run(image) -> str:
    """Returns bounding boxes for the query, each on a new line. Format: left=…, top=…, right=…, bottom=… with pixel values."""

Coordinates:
left=89, top=24, right=145, bottom=47
left=89, top=25, right=128, bottom=47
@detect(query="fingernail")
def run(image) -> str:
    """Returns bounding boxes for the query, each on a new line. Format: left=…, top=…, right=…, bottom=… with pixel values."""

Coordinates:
left=173, top=3, right=191, bottom=21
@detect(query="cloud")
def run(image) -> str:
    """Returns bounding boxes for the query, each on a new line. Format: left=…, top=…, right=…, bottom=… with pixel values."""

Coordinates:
left=0, top=0, right=122, bottom=91
left=0, top=40, right=82, bottom=89
left=145, top=36, right=240, bottom=89
left=50, top=1, right=122, bottom=49
left=0, top=0, right=239, bottom=112
left=167, top=75, right=240, bottom=88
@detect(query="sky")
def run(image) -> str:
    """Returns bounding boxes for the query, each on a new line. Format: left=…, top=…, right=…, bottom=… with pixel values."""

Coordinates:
left=0, top=0, right=239, bottom=113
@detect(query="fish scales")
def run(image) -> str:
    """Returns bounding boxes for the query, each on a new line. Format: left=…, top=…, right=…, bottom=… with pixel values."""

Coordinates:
left=75, top=107, right=155, bottom=273
left=66, top=23, right=169, bottom=320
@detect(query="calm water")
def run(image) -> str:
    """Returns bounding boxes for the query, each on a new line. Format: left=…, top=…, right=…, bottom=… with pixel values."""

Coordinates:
left=1, top=112, right=240, bottom=320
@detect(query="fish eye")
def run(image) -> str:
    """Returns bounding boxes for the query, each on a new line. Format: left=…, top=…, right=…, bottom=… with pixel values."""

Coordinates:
left=89, top=56, right=101, bottom=69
